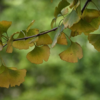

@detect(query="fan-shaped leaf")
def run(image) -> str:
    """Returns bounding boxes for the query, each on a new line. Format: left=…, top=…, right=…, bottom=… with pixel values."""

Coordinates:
left=88, top=34, right=100, bottom=52
left=27, top=45, right=50, bottom=64
left=0, top=65, right=26, bottom=88
left=0, top=21, right=12, bottom=35
left=82, top=9, right=100, bottom=22
left=70, top=0, right=80, bottom=9
left=59, top=42, right=83, bottom=63
left=57, top=32, right=67, bottom=45
left=36, top=34, right=52, bottom=46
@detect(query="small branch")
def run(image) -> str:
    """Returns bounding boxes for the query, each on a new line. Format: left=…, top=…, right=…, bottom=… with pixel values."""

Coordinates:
left=13, top=27, right=58, bottom=41
left=81, top=0, right=92, bottom=14
left=3, top=0, right=92, bottom=47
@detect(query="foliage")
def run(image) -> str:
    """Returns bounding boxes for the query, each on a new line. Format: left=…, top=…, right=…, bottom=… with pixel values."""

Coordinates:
left=0, top=0, right=100, bottom=89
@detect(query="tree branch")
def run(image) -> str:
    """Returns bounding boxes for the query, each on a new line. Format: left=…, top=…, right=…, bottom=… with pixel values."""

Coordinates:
left=3, top=0, right=92, bottom=47
left=81, top=0, right=92, bottom=13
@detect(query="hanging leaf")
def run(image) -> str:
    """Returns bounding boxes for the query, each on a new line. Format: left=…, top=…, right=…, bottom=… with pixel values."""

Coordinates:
left=0, top=21, right=12, bottom=35
left=54, top=0, right=69, bottom=18
left=27, top=45, right=50, bottom=64
left=59, top=42, right=83, bottom=63
left=63, top=9, right=80, bottom=28
left=88, top=34, right=100, bottom=52
left=0, top=65, right=26, bottom=88
left=26, top=20, right=35, bottom=32
left=70, top=19, right=96, bottom=35
left=36, top=34, right=52, bottom=46
left=82, top=9, right=100, bottom=22
left=13, top=29, right=39, bottom=49
left=52, top=24, right=64, bottom=47
left=57, top=32, right=67, bottom=45
left=6, top=32, right=19, bottom=53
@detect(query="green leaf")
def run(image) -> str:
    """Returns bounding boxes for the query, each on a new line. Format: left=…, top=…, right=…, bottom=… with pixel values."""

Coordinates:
left=54, top=0, right=69, bottom=18
left=70, top=0, right=80, bottom=9
left=88, top=34, right=100, bottom=52
left=27, top=45, right=50, bottom=64
left=63, top=9, right=80, bottom=28
left=59, top=42, right=83, bottom=63
left=52, top=24, right=64, bottom=47
left=0, top=65, right=26, bottom=88
left=0, top=21, right=12, bottom=35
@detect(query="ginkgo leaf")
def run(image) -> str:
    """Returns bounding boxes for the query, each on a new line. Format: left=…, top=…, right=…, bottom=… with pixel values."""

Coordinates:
left=57, top=32, right=67, bottom=45
left=51, top=18, right=56, bottom=28
left=13, top=29, right=39, bottom=49
left=88, top=34, right=100, bottom=52
left=0, top=65, right=26, bottom=88
left=0, top=21, right=12, bottom=35
left=26, top=20, right=35, bottom=32
left=52, top=24, right=64, bottom=47
left=36, top=34, right=52, bottom=46
left=59, top=42, right=83, bottom=63
left=6, top=32, right=19, bottom=53
left=82, top=9, right=100, bottom=22
left=63, top=9, right=80, bottom=28
left=54, top=0, right=69, bottom=18
left=70, top=19, right=96, bottom=35
left=27, top=45, right=50, bottom=64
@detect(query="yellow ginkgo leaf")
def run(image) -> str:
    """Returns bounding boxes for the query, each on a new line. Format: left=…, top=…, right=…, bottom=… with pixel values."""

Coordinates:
left=36, top=34, right=52, bottom=46
left=57, top=32, right=67, bottom=45
left=6, top=32, right=19, bottom=53
left=27, top=45, right=50, bottom=64
left=13, top=29, right=39, bottom=49
left=0, top=20, right=12, bottom=35
left=0, top=65, right=26, bottom=88
left=59, top=42, right=83, bottom=63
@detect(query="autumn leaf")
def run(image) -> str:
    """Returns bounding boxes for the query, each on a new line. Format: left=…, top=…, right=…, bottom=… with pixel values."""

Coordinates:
left=0, top=21, right=12, bottom=35
left=88, top=34, right=100, bottom=52
left=27, top=45, right=50, bottom=64
left=54, top=0, right=69, bottom=18
left=57, top=32, right=67, bottom=45
left=0, top=65, right=26, bottom=88
left=26, top=20, right=35, bottom=32
left=59, top=42, right=83, bottom=63
left=6, top=32, right=19, bottom=53
left=13, top=29, right=39, bottom=49
left=36, top=34, right=52, bottom=46
left=82, top=9, right=100, bottom=22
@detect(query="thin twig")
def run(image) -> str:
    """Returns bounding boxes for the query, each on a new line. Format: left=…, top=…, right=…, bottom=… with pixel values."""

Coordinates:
left=81, top=0, right=92, bottom=14
left=3, top=0, right=92, bottom=47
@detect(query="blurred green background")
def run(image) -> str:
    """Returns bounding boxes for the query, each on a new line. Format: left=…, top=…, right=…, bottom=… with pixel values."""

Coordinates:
left=0, top=0, right=100, bottom=100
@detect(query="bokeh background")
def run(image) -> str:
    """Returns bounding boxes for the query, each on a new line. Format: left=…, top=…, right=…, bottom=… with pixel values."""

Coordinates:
left=0, top=0, right=100, bottom=100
